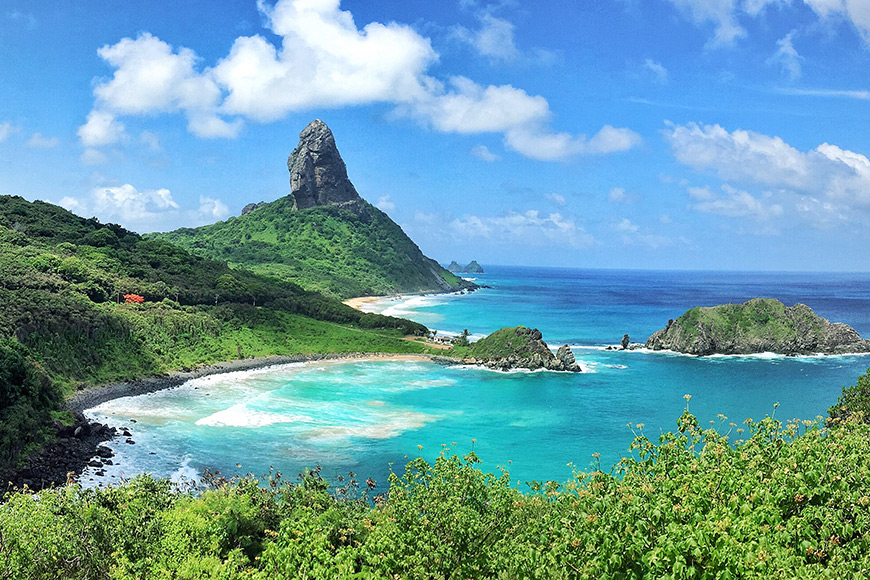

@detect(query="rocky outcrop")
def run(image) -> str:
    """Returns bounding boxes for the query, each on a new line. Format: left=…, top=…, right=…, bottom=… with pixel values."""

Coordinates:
left=0, top=412, right=118, bottom=491
left=288, top=119, right=366, bottom=214
left=241, top=201, right=265, bottom=215
left=646, top=298, right=870, bottom=356
left=447, top=261, right=463, bottom=273
left=461, top=326, right=582, bottom=372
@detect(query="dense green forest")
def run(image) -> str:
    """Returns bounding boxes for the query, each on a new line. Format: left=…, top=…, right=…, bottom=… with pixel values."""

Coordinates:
left=2, top=373, right=870, bottom=579
left=0, top=195, right=431, bottom=469
left=153, top=197, right=466, bottom=299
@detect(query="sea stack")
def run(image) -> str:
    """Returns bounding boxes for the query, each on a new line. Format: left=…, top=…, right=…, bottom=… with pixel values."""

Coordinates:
left=287, top=119, right=365, bottom=213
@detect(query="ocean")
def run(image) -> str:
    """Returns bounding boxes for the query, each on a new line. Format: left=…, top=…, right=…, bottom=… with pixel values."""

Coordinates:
left=83, top=267, right=870, bottom=491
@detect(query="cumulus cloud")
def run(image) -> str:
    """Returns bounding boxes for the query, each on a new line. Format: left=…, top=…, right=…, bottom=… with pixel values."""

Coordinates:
left=80, top=0, right=639, bottom=161
left=666, top=0, right=748, bottom=47
left=666, top=121, right=870, bottom=225
left=26, top=133, right=59, bottom=148
left=471, top=144, right=500, bottom=162
left=194, top=195, right=230, bottom=222
left=78, top=111, right=126, bottom=147
left=768, top=30, right=803, bottom=80
left=505, top=125, right=642, bottom=160
left=803, top=0, right=870, bottom=42
left=689, top=184, right=784, bottom=220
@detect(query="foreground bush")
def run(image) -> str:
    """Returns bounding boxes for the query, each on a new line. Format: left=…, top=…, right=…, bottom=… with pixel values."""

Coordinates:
left=3, top=404, right=870, bottom=579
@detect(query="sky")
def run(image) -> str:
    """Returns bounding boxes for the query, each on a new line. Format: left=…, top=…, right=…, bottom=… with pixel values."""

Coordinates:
left=2, top=0, right=870, bottom=271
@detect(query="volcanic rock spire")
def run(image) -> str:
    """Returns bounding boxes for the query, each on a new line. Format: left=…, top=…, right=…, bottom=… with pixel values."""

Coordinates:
left=287, top=120, right=362, bottom=211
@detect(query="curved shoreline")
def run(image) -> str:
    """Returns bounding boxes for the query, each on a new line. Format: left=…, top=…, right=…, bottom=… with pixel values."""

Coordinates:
left=66, top=353, right=446, bottom=414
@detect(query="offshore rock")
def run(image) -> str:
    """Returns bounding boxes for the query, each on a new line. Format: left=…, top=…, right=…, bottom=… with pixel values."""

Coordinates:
left=287, top=119, right=365, bottom=214
left=461, top=326, right=582, bottom=372
left=646, top=298, right=870, bottom=356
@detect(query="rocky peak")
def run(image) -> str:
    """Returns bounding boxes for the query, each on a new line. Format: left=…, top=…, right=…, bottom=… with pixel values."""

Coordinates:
left=287, top=119, right=362, bottom=211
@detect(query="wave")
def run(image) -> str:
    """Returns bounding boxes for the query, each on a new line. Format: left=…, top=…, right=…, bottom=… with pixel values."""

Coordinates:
left=196, top=403, right=314, bottom=428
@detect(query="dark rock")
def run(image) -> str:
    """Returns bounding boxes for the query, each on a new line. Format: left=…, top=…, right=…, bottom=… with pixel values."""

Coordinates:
left=621, top=334, right=630, bottom=349
left=96, top=445, right=113, bottom=458
left=125, top=438, right=135, bottom=445
left=287, top=119, right=365, bottom=214
left=241, top=201, right=265, bottom=215
left=88, top=460, right=103, bottom=468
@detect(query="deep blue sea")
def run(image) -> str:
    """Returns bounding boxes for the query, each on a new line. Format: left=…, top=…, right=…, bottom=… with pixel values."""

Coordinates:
left=84, top=267, right=870, bottom=491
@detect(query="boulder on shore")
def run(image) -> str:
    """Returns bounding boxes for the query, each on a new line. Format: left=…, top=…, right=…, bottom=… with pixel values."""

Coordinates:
left=646, top=298, right=870, bottom=356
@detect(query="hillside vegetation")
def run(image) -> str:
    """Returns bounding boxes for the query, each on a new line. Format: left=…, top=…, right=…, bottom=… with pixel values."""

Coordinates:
left=4, top=378, right=870, bottom=578
left=646, top=298, right=870, bottom=355
left=0, top=195, right=431, bottom=468
left=154, top=198, right=465, bottom=300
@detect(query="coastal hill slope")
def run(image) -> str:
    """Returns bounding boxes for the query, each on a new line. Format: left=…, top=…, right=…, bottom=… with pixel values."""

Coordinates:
left=0, top=194, right=431, bottom=472
left=155, top=120, right=470, bottom=300
left=646, top=297, right=870, bottom=355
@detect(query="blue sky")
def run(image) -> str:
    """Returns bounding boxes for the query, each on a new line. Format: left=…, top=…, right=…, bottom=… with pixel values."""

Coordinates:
left=2, top=0, right=870, bottom=270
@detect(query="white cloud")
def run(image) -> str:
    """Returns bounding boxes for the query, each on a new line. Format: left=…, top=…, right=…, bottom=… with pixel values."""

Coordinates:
left=668, top=0, right=870, bottom=47
left=689, top=184, right=784, bottom=220
left=546, top=192, right=566, bottom=206
left=667, top=121, right=870, bottom=224
left=194, top=195, right=230, bottom=221
left=644, top=58, right=669, bottom=83
left=666, top=0, right=747, bottom=47
left=376, top=195, right=396, bottom=212
left=454, top=11, right=520, bottom=62
left=26, top=133, right=59, bottom=149
left=91, top=33, right=230, bottom=138
left=471, top=144, right=500, bottom=162
left=0, top=121, right=18, bottom=142
left=609, top=187, right=627, bottom=202
left=768, top=30, right=802, bottom=80
left=79, top=148, right=109, bottom=165
left=804, top=0, right=870, bottom=42
left=140, top=131, right=161, bottom=152
left=615, top=217, right=673, bottom=248
left=616, top=218, right=640, bottom=233
left=505, top=125, right=642, bottom=160
left=450, top=209, right=595, bottom=248
left=78, top=111, right=126, bottom=147
left=80, top=0, right=639, bottom=162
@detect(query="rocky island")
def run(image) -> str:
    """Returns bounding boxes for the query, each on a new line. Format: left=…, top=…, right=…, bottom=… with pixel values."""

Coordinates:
left=455, top=326, right=581, bottom=372
left=447, top=260, right=485, bottom=274
left=646, top=298, right=870, bottom=355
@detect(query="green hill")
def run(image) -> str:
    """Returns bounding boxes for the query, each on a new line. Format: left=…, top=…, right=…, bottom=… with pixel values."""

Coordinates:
left=0, top=195, right=431, bottom=469
left=153, top=120, right=469, bottom=300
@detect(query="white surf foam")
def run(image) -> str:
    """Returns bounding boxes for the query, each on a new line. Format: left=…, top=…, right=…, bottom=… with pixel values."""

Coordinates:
left=196, top=403, right=313, bottom=427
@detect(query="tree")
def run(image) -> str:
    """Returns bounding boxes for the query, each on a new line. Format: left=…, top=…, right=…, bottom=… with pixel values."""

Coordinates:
left=829, top=367, right=870, bottom=424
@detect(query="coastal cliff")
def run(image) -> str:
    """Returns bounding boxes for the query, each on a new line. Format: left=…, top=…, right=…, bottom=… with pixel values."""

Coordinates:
left=457, top=326, right=581, bottom=372
left=646, top=298, right=870, bottom=355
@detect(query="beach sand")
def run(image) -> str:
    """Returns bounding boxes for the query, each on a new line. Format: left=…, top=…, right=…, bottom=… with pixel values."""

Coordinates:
left=343, top=295, right=388, bottom=310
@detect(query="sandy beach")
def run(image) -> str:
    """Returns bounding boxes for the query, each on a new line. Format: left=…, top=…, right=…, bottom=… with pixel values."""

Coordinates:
left=343, top=295, right=389, bottom=310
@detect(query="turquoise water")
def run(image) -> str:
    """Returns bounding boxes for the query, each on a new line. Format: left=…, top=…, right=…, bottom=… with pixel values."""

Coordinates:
left=84, top=268, right=870, bottom=490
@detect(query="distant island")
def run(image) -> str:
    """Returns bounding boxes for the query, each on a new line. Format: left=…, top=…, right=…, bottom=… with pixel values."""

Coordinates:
left=447, top=260, right=484, bottom=274
left=646, top=297, right=870, bottom=355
